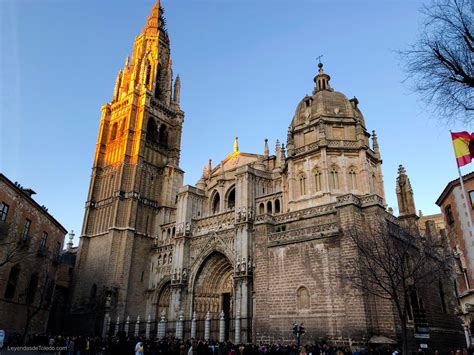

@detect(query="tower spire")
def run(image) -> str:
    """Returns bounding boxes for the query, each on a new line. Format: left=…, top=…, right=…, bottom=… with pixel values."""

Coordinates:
left=396, top=165, right=416, bottom=217
left=143, top=1, right=161, bottom=36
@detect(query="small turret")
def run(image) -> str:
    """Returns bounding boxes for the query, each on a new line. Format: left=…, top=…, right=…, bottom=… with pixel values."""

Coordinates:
left=67, top=230, right=75, bottom=252
left=280, top=144, right=286, bottom=168
left=263, top=139, right=269, bottom=157
left=173, top=75, right=181, bottom=107
left=208, top=159, right=212, bottom=175
left=372, top=130, right=380, bottom=157
left=113, top=70, right=123, bottom=101
left=275, top=139, right=281, bottom=165
left=396, top=165, right=419, bottom=235
left=234, top=136, right=239, bottom=154
left=286, top=126, right=294, bottom=157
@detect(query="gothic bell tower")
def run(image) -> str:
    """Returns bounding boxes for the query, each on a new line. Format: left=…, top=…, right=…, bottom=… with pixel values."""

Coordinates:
left=70, top=1, right=184, bottom=334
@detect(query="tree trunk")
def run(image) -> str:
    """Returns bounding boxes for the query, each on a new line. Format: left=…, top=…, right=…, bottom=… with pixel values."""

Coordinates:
left=394, top=299, right=409, bottom=355
left=400, top=318, right=409, bottom=355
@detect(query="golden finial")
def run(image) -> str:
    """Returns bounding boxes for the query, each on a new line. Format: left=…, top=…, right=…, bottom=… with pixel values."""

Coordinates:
left=234, top=136, right=239, bottom=154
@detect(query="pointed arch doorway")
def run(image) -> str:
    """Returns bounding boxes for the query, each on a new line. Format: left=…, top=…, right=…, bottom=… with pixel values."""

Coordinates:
left=193, top=252, right=234, bottom=341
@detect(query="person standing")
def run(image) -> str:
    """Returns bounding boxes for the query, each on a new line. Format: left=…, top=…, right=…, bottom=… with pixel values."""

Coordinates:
left=136, top=341, right=144, bottom=355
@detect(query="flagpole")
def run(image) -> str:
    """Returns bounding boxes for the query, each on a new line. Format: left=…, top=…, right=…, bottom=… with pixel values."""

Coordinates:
left=451, top=130, right=474, bottom=236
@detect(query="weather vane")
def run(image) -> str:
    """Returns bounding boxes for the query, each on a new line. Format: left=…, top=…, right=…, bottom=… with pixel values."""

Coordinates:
left=316, top=54, right=324, bottom=65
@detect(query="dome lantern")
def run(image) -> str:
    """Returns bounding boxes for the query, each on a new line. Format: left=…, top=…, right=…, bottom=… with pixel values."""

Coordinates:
left=313, top=62, right=332, bottom=94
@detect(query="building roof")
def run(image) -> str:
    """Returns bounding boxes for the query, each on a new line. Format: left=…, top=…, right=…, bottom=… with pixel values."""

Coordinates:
left=436, top=171, right=474, bottom=206
left=0, top=173, right=68, bottom=234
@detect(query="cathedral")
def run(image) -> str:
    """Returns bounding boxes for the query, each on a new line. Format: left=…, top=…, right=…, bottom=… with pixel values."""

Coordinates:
left=69, top=1, right=464, bottom=349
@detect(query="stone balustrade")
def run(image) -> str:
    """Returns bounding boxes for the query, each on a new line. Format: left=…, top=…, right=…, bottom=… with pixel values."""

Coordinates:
left=268, top=221, right=339, bottom=246
left=193, top=211, right=235, bottom=236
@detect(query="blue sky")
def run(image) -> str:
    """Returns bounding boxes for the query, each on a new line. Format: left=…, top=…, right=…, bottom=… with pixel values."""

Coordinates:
left=1, top=0, right=471, bottom=245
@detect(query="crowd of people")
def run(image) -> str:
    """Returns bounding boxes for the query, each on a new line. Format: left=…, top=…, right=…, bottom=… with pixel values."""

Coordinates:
left=3, top=332, right=472, bottom=355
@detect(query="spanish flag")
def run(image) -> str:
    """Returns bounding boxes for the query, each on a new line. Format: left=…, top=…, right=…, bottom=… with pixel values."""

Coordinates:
left=451, top=131, right=474, bottom=167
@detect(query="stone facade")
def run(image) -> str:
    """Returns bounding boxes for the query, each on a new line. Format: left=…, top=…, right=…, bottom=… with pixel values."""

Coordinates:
left=69, top=1, right=464, bottom=350
left=0, top=173, right=67, bottom=338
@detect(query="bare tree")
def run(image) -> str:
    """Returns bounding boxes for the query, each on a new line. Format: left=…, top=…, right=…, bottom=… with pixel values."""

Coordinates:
left=401, top=0, right=473, bottom=123
left=19, top=249, right=58, bottom=343
left=344, top=214, right=452, bottom=354
left=0, top=221, right=34, bottom=269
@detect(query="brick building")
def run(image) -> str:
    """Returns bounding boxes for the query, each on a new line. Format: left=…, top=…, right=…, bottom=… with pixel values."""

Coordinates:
left=436, top=172, right=474, bottom=346
left=0, top=173, right=67, bottom=339
left=69, top=1, right=464, bottom=350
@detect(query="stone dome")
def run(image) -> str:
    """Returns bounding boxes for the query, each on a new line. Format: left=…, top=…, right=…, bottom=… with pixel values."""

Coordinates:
left=290, top=65, right=365, bottom=128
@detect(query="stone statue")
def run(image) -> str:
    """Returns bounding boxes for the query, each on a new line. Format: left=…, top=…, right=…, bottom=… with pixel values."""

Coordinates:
left=241, top=258, right=246, bottom=272
left=182, top=268, right=187, bottom=281
left=236, top=208, right=241, bottom=222
left=242, top=207, right=247, bottom=221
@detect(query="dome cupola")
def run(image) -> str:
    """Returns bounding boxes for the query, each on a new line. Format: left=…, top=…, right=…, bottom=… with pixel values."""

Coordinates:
left=313, top=62, right=332, bottom=93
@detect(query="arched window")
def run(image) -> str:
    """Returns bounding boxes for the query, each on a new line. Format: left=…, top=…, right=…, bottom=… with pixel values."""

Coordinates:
left=145, top=64, right=152, bottom=87
left=329, top=167, right=339, bottom=190
left=172, top=227, right=176, bottom=237
left=110, top=123, right=118, bottom=141
left=155, top=64, right=163, bottom=99
left=167, top=228, right=171, bottom=239
left=226, top=187, right=236, bottom=210
left=158, top=124, right=168, bottom=147
left=314, top=170, right=322, bottom=192
left=146, top=117, right=158, bottom=143
left=297, top=286, right=310, bottom=310
left=212, top=192, right=220, bottom=214
left=157, top=255, right=162, bottom=266
left=298, top=174, right=306, bottom=196
left=348, top=168, right=357, bottom=190
left=259, top=203, right=265, bottom=215
left=168, top=253, right=172, bottom=264
left=275, top=199, right=281, bottom=214
left=267, top=201, right=273, bottom=214
left=162, top=254, right=167, bottom=264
